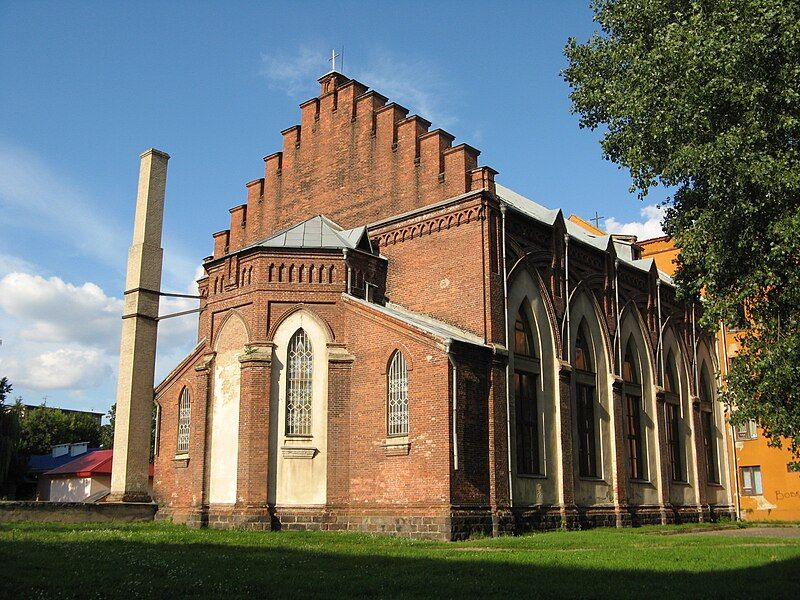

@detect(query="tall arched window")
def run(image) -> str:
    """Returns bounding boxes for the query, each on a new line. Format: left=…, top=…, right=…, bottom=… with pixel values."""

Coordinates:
left=514, top=307, right=541, bottom=475
left=387, top=351, right=409, bottom=436
left=664, top=350, right=684, bottom=481
left=623, top=339, right=645, bottom=480
left=699, top=363, right=719, bottom=483
left=177, top=387, right=191, bottom=454
left=286, top=328, right=313, bottom=436
left=574, top=320, right=597, bottom=477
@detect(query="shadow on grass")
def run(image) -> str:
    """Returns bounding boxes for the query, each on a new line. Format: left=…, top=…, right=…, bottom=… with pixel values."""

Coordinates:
left=1, top=529, right=799, bottom=599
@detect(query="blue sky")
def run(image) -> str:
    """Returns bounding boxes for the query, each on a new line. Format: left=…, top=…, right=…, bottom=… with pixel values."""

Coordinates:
left=0, top=1, right=669, bottom=417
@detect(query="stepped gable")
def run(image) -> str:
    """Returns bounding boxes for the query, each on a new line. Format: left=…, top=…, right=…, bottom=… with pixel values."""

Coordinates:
left=213, top=71, right=498, bottom=259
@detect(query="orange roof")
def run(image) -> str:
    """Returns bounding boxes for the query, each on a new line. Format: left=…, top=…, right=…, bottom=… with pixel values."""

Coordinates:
left=568, top=214, right=606, bottom=236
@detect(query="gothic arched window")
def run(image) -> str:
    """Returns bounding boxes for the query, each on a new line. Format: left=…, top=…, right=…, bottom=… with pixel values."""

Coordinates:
left=513, top=304, right=541, bottom=475
left=623, top=339, right=645, bottom=479
left=574, top=319, right=597, bottom=477
left=286, top=328, right=313, bottom=436
left=387, top=351, right=409, bottom=436
left=177, top=387, right=191, bottom=454
left=664, top=350, right=684, bottom=481
left=700, top=363, right=719, bottom=483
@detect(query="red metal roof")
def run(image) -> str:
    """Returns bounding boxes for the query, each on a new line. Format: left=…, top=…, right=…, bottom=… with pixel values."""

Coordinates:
left=44, top=450, right=154, bottom=478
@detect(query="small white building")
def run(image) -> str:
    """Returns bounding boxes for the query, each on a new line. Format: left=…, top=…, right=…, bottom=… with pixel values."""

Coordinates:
left=43, top=450, right=152, bottom=502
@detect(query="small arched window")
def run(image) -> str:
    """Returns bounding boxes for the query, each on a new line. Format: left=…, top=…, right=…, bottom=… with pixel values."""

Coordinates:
left=623, top=340, right=639, bottom=384
left=387, top=351, right=409, bottom=436
left=177, top=387, right=191, bottom=454
left=664, top=350, right=679, bottom=395
left=575, top=323, right=594, bottom=373
left=514, top=309, right=535, bottom=358
left=286, top=328, right=313, bottom=436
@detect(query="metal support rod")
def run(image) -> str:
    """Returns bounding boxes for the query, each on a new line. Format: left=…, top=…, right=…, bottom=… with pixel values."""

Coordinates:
left=157, top=308, right=203, bottom=321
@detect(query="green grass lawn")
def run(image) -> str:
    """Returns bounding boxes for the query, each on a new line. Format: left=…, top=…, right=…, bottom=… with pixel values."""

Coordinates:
left=2, top=522, right=799, bottom=599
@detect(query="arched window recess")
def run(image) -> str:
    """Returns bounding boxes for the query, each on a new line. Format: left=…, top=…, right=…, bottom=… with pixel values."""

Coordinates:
left=622, top=338, right=645, bottom=480
left=664, top=349, right=685, bottom=482
left=573, top=319, right=598, bottom=478
left=513, top=305, right=541, bottom=476
left=699, top=363, right=720, bottom=484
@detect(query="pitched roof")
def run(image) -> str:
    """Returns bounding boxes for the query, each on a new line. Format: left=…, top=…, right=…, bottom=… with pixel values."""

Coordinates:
left=27, top=447, right=97, bottom=474
left=241, top=215, right=372, bottom=252
left=344, top=295, right=487, bottom=348
left=495, top=183, right=673, bottom=284
left=44, top=449, right=154, bottom=478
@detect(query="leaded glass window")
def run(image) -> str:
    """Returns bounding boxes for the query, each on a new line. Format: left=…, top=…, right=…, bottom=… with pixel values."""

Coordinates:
left=286, top=328, right=313, bottom=436
left=177, top=387, right=191, bottom=454
left=387, top=351, right=409, bottom=436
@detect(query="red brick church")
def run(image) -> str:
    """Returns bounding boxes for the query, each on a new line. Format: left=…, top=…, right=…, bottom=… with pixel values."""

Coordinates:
left=152, top=71, right=734, bottom=539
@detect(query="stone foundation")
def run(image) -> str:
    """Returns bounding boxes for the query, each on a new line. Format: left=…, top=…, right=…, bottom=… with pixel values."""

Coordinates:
left=156, top=502, right=737, bottom=540
left=0, top=501, right=157, bottom=524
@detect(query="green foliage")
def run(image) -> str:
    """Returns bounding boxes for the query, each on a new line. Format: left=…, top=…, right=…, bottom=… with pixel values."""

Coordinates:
left=0, top=379, right=21, bottom=485
left=564, top=0, right=800, bottom=456
left=100, top=403, right=116, bottom=449
left=18, top=406, right=102, bottom=456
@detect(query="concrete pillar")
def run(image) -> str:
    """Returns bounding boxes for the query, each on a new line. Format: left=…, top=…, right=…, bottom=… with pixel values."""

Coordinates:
left=109, top=148, right=169, bottom=503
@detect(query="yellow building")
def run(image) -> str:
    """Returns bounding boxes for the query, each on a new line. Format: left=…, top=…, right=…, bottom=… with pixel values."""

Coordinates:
left=566, top=217, right=800, bottom=521
left=637, top=235, right=800, bottom=521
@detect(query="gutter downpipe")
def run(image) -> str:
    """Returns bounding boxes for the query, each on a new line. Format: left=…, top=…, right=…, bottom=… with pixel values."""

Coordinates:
left=615, top=258, right=622, bottom=375
left=344, top=249, right=352, bottom=295
left=446, top=341, right=458, bottom=472
left=564, top=235, right=571, bottom=364
left=720, top=320, right=742, bottom=520
left=656, top=279, right=664, bottom=385
left=500, top=204, right=513, bottom=507
left=691, top=303, right=699, bottom=393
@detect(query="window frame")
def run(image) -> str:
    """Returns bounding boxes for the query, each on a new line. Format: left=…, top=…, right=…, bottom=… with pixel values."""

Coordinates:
left=285, top=328, right=314, bottom=437
left=176, top=387, right=191, bottom=456
left=740, top=466, right=763, bottom=496
left=387, top=350, right=409, bottom=438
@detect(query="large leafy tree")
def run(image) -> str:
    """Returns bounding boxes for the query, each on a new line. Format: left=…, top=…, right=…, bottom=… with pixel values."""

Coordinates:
left=564, top=1, right=800, bottom=457
left=18, top=406, right=103, bottom=456
left=0, top=378, right=21, bottom=486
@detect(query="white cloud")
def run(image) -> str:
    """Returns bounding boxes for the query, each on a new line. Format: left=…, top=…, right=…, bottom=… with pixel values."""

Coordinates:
left=0, top=272, right=123, bottom=349
left=6, top=348, right=111, bottom=391
left=261, top=46, right=328, bottom=97
left=604, top=205, right=666, bottom=240
left=260, top=46, right=457, bottom=129
left=0, top=265, right=202, bottom=394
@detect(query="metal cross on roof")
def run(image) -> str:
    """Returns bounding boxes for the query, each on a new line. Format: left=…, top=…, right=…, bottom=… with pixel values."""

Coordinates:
left=329, top=48, right=341, bottom=72
left=590, top=211, right=605, bottom=229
